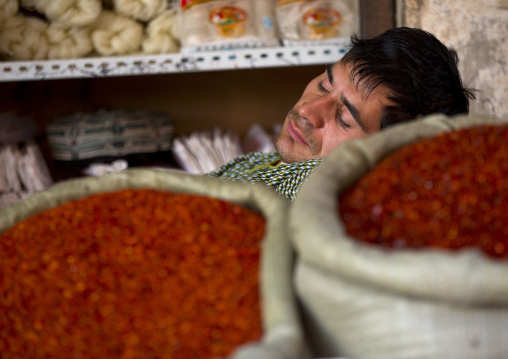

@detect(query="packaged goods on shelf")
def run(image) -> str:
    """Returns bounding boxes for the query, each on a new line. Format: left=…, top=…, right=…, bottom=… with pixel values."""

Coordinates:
left=46, top=109, right=174, bottom=162
left=172, top=127, right=243, bottom=174
left=0, top=143, right=54, bottom=209
left=0, top=112, right=39, bottom=144
left=0, top=1, right=180, bottom=61
left=179, top=0, right=280, bottom=52
left=83, top=159, right=129, bottom=176
left=0, top=113, right=53, bottom=209
left=242, top=123, right=277, bottom=154
left=276, top=0, right=359, bottom=46
left=172, top=124, right=276, bottom=174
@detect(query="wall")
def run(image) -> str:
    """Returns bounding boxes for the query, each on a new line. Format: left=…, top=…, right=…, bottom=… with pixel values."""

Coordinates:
left=398, top=0, right=508, bottom=120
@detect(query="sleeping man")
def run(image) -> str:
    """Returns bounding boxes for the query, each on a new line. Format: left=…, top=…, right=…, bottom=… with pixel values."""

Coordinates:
left=208, top=27, right=476, bottom=201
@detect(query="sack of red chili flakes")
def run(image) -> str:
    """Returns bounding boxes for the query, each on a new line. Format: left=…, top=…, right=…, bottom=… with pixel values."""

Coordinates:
left=0, top=169, right=311, bottom=359
left=289, top=113, right=508, bottom=359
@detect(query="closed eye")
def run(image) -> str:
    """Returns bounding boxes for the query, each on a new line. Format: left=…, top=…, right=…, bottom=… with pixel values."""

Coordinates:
left=337, top=110, right=352, bottom=129
left=318, top=81, right=328, bottom=93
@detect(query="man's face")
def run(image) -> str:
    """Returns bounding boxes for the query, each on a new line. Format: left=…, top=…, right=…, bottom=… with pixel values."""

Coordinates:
left=275, top=61, right=392, bottom=163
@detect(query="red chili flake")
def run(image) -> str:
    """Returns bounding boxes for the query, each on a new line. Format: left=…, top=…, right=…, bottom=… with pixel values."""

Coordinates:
left=339, top=124, right=508, bottom=259
left=0, top=189, right=266, bottom=358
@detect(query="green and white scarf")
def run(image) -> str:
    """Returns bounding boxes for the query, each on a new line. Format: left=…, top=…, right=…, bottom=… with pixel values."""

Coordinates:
left=207, top=152, right=323, bottom=201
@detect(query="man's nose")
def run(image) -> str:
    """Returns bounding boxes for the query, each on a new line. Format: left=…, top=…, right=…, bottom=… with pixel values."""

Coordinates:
left=298, top=95, right=335, bottom=128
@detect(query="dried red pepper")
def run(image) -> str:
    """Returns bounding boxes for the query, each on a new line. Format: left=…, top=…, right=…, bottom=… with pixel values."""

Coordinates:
left=339, top=124, right=508, bottom=259
left=0, top=189, right=266, bottom=358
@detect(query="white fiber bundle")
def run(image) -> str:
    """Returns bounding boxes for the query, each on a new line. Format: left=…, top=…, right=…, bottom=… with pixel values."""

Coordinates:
left=17, top=142, right=54, bottom=193
left=44, top=0, right=102, bottom=27
left=162, top=6, right=180, bottom=40
left=114, top=0, right=167, bottom=22
left=91, top=10, right=143, bottom=56
left=0, top=142, right=53, bottom=209
left=0, top=0, right=19, bottom=21
left=46, top=23, right=93, bottom=59
left=0, top=15, right=48, bottom=60
left=102, top=0, right=114, bottom=8
left=18, top=0, right=48, bottom=12
left=19, top=0, right=36, bottom=9
left=0, top=145, right=22, bottom=193
left=142, top=8, right=180, bottom=54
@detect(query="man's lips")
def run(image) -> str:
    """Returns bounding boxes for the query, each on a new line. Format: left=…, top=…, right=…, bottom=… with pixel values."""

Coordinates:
left=288, top=120, right=308, bottom=146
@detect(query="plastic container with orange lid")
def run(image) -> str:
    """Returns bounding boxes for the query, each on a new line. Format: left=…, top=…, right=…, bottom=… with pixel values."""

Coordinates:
left=276, top=0, right=359, bottom=46
left=179, top=0, right=280, bottom=52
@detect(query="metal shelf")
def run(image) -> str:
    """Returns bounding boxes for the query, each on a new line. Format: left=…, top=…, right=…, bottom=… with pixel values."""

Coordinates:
left=0, top=45, right=347, bottom=82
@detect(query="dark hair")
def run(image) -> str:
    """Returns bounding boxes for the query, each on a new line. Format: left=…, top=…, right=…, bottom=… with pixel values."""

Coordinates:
left=341, top=27, right=476, bottom=129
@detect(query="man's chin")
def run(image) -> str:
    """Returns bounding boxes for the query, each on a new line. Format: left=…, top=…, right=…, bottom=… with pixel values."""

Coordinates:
left=275, top=128, right=309, bottom=163
left=275, top=142, right=308, bottom=164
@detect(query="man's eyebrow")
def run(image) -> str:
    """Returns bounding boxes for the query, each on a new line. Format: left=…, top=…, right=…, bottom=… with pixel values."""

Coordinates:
left=328, top=64, right=368, bottom=132
left=326, top=64, right=334, bottom=85
left=340, top=93, right=367, bottom=132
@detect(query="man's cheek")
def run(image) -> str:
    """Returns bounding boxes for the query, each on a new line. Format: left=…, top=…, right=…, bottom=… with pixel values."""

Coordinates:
left=322, top=133, right=349, bottom=157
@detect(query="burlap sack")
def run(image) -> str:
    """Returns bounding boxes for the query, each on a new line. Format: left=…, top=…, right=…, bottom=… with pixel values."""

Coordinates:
left=290, top=114, right=508, bottom=359
left=0, top=168, right=309, bottom=359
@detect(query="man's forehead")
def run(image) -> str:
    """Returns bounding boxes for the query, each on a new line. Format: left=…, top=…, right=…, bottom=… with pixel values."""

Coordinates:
left=328, top=61, right=366, bottom=89
left=327, top=61, right=373, bottom=99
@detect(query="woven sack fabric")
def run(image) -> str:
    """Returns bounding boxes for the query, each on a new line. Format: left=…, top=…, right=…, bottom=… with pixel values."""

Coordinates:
left=0, top=168, right=309, bottom=359
left=290, top=114, right=508, bottom=359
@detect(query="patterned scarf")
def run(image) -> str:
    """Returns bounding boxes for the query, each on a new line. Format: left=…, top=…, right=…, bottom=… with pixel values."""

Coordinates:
left=207, top=152, right=323, bottom=201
